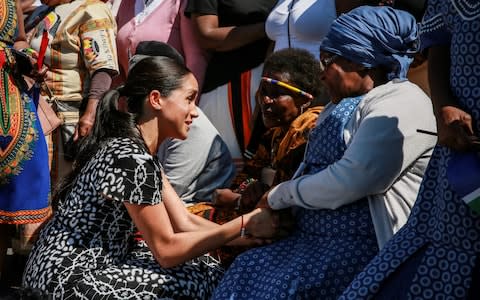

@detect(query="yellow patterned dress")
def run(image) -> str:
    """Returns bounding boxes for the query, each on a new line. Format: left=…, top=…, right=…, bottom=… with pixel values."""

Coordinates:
left=0, top=0, right=51, bottom=224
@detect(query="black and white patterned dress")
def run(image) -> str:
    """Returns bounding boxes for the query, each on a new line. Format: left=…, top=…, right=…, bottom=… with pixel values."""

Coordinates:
left=22, top=137, right=224, bottom=299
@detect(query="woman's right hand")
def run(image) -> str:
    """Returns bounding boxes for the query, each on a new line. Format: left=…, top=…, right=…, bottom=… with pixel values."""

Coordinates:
left=437, top=105, right=478, bottom=151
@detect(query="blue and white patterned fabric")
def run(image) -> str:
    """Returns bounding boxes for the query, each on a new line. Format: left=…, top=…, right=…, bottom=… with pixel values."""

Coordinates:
left=212, top=96, right=380, bottom=300
left=339, top=1, right=480, bottom=299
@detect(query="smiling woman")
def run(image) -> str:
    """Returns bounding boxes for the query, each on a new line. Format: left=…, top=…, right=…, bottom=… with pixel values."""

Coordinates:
left=258, top=48, right=323, bottom=130
left=186, top=48, right=324, bottom=267
left=22, top=56, right=279, bottom=299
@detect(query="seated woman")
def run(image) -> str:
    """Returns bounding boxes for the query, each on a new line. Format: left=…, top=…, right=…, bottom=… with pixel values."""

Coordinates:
left=212, top=6, right=437, bottom=299
left=189, top=48, right=323, bottom=265
left=22, top=56, right=277, bottom=299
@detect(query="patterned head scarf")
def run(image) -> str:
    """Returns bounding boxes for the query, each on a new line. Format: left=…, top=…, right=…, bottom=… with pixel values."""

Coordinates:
left=320, top=6, right=419, bottom=80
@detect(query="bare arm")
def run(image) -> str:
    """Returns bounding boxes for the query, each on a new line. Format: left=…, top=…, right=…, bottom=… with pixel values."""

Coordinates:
left=124, top=169, right=279, bottom=268
left=125, top=201, right=240, bottom=268
left=191, top=14, right=266, bottom=52
left=125, top=199, right=276, bottom=268
left=160, top=172, right=219, bottom=232
left=14, top=0, right=30, bottom=50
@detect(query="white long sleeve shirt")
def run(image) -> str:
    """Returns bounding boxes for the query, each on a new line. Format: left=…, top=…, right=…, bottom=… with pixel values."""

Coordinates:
left=268, top=80, right=437, bottom=248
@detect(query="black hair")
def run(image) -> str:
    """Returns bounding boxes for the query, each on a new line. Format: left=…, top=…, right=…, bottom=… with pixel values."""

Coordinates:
left=262, top=48, right=323, bottom=100
left=135, top=41, right=185, bottom=66
left=53, top=56, right=191, bottom=204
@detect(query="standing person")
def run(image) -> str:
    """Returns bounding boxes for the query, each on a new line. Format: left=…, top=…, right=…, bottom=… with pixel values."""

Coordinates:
left=22, top=56, right=278, bottom=299
left=339, top=1, right=480, bottom=299
left=28, top=0, right=119, bottom=185
left=0, top=0, right=50, bottom=279
left=185, top=0, right=277, bottom=169
left=212, top=6, right=437, bottom=299
left=115, top=0, right=209, bottom=90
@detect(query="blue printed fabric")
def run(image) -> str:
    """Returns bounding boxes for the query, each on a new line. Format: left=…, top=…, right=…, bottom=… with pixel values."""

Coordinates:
left=0, top=0, right=50, bottom=224
left=212, top=96, right=379, bottom=300
left=339, top=1, right=480, bottom=299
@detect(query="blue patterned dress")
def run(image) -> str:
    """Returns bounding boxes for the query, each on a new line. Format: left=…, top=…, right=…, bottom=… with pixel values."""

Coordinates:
left=0, top=0, right=50, bottom=224
left=339, top=1, right=480, bottom=299
left=212, top=96, right=379, bottom=300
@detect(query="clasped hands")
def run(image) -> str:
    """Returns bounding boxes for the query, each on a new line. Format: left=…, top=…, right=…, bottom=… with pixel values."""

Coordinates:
left=214, top=181, right=294, bottom=242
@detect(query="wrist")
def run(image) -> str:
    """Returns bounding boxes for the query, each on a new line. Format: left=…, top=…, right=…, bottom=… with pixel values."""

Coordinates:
left=84, top=99, right=99, bottom=113
left=240, top=215, right=246, bottom=238
left=243, top=207, right=263, bottom=232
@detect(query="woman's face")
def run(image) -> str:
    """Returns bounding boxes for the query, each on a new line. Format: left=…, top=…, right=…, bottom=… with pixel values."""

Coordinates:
left=160, top=73, right=199, bottom=140
left=319, top=52, right=367, bottom=103
left=257, top=72, right=307, bottom=129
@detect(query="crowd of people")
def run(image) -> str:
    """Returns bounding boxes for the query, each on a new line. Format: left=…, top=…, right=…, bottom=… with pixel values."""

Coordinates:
left=0, top=0, right=478, bottom=299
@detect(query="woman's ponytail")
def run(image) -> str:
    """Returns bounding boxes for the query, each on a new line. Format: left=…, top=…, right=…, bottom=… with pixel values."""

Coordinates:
left=52, top=86, right=141, bottom=207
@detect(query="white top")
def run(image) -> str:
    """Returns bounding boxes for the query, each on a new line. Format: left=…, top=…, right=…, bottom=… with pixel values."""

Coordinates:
left=265, top=0, right=337, bottom=58
left=268, top=80, right=438, bottom=248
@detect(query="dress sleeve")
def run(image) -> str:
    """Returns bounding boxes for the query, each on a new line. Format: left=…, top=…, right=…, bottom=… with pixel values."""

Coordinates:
left=185, top=0, right=218, bottom=16
left=99, top=152, right=163, bottom=206
left=419, top=0, right=451, bottom=50
left=79, top=2, right=119, bottom=76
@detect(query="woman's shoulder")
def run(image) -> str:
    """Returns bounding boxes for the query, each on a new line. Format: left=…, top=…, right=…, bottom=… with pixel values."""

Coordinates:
left=359, top=80, right=434, bottom=118
left=366, top=80, right=430, bottom=105
left=100, top=137, right=152, bottom=159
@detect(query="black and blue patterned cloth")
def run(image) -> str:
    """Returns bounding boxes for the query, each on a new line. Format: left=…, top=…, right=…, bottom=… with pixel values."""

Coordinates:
left=23, top=137, right=224, bottom=299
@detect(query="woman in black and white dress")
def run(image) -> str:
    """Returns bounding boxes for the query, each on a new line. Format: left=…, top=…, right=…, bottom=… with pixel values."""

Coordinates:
left=22, top=55, right=278, bottom=299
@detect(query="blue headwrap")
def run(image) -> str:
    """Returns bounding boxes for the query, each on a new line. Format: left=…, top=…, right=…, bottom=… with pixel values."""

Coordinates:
left=320, top=6, right=418, bottom=80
